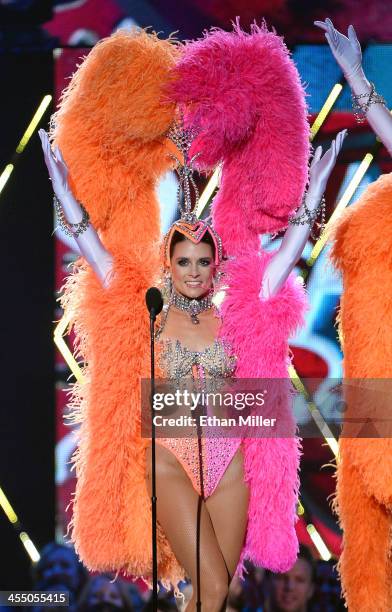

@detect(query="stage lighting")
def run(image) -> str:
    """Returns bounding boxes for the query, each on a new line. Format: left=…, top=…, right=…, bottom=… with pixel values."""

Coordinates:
left=307, top=524, right=332, bottom=561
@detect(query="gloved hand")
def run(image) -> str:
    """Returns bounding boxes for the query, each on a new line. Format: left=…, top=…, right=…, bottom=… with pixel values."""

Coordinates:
left=307, top=129, right=347, bottom=201
left=259, top=130, right=347, bottom=300
left=39, top=129, right=113, bottom=285
left=314, top=18, right=364, bottom=82
left=314, top=18, right=392, bottom=156
left=39, top=129, right=81, bottom=222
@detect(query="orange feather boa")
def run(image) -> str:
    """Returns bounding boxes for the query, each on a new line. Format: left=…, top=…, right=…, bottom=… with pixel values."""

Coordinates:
left=54, top=30, right=186, bottom=590
left=329, top=173, right=392, bottom=611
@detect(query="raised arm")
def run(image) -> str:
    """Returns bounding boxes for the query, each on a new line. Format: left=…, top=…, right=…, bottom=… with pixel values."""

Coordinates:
left=259, top=130, right=347, bottom=299
left=315, top=18, right=392, bottom=156
left=39, top=129, right=113, bottom=287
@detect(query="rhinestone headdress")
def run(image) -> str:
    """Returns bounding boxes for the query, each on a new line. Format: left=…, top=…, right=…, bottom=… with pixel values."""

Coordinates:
left=162, top=114, right=223, bottom=268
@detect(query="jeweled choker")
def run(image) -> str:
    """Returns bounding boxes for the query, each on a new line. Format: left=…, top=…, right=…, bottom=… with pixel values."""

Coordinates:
left=170, top=290, right=213, bottom=324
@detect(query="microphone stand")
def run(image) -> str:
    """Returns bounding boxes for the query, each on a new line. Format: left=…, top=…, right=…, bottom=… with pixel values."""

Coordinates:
left=149, top=308, right=158, bottom=611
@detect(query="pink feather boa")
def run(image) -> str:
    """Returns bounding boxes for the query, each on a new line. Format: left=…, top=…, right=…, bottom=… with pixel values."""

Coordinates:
left=167, top=21, right=310, bottom=252
left=219, top=248, right=309, bottom=574
left=168, top=21, right=310, bottom=574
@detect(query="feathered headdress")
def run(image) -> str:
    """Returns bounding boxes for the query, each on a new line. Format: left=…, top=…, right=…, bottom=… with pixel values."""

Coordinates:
left=162, top=115, right=223, bottom=267
left=167, top=20, right=310, bottom=254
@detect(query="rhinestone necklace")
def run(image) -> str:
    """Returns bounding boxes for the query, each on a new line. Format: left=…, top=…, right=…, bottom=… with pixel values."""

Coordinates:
left=169, top=290, right=213, bottom=324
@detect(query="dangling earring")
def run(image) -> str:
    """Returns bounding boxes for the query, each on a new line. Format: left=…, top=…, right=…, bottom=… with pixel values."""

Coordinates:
left=212, top=268, right=224, bottom=293
left=163, top=269, right=173, bottom=301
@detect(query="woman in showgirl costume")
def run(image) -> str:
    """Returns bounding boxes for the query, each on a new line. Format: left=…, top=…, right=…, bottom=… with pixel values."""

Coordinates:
left=41, top=24, right=345, bottom=611
left=315, top=18, right=392, bottom=612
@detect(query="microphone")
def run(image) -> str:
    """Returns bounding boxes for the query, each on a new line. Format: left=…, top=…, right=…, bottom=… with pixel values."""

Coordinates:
left=145, top=287, right=163, bottom=320
left=145, top=287, right=163, bottom=605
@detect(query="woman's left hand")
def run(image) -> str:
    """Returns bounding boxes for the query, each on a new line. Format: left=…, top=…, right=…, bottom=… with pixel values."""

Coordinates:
left=258, top=129, right=347, bottom=301
left=307, top=129, right=347, bottom=201
left=314, top=19, right=363, bottom=82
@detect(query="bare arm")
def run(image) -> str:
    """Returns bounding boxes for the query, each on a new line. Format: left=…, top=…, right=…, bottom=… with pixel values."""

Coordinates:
left=315, top=18, right=392, bottom=156
left=260, top=130, right=347, bottom=299
left=39, top=129, right=113, bottom=287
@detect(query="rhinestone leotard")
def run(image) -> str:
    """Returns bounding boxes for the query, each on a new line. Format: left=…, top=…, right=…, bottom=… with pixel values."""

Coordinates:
left=156, top=336, right=242, bottom=499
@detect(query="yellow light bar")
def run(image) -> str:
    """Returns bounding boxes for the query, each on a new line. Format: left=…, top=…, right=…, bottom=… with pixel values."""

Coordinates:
left=0, top=164, right=14, bottom=195
left=310, top=84, right=343, bottom=141
left=195, top=165, right=221, bottom=219
left=307, top=523, right=332, bottom=561
left=300, top=502, right=332, bottom=560
left=289, top=365, right=338, bottom=457
left=308, top=403, right=339, bottom=456
left=306, top=152, right=374, bottom=267
left=0, top=487, right=18, bottom=524
left=54, top=313, right=84, bottom=384
left=16, top=95, right=52, bottom=154
left=19, top=532, right=41, bottom=563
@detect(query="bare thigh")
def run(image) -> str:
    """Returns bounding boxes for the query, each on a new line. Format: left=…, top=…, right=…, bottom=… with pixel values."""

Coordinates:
left=145, top=441, right=230, bottom=610
left=205, top=446, right=249, bottom=578
left=145, top=443, right=249, bottom=576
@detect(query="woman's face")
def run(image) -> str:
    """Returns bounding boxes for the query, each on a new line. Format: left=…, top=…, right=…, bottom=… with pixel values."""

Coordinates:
left=170, top=239, right=215, bottom=299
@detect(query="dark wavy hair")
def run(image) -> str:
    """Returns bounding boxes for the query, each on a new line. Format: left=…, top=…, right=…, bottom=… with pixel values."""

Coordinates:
left=169, top=229, right=217, bottom=260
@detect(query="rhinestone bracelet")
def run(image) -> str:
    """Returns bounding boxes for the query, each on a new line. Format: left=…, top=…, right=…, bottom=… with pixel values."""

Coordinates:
left=54, top=194, right=90, bottom=238
left=288, top=195, right=326, bottom=240
left=352, top=82, right=386, bottom=124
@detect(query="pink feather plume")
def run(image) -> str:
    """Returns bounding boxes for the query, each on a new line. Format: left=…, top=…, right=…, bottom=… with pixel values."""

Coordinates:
left=167, top=20, right=310, bottom=253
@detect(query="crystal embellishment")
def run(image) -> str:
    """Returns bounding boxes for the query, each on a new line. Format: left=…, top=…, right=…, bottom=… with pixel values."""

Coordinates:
left=169, top=290, right=213, bottom=324
left=156, top=336, right=240, bottom=498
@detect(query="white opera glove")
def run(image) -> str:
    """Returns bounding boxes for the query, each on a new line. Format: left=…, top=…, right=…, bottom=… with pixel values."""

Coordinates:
left=39, top=129, right=113, bottom=286
left=314, top=18, right=363, bottom=81
left=259, top=130, right=347, bottom=300
left=315, top=18, right=392, bottom=156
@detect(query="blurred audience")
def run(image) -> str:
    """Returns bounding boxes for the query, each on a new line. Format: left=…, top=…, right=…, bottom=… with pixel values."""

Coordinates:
left=311, top=561, right=345, bottom=611
left=28, top=541, right=345, bottom=611
left=227, top=575, right=248, bottom=610
left=142, top=587, right=178, bottom=611
left=31, top=542, right=88, bottom=612
left=77, top=573, right=139, bottom=612
left=266, top=545, right=316, bottom=612
left=227, top=561, right=266, bottom=611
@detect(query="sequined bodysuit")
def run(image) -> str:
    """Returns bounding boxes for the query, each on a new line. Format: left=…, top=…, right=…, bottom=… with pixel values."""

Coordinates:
left=156, top=336, right=242, bottom=499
